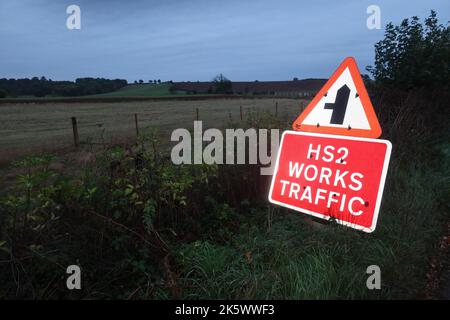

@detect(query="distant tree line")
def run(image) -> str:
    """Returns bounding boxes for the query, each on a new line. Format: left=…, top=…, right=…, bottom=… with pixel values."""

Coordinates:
left=133, top=79, right=162, bottom=84
left=0, top=77, right=128, bottom=98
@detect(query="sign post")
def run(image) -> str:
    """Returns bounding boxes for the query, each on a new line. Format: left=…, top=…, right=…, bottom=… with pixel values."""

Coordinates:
left=269, top=57, right=392, bottom=232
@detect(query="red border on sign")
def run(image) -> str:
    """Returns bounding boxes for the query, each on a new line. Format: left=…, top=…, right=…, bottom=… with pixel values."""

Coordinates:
left=268, top=131, right=392, bottom=233
left=292, top=57, right=382, bottom=138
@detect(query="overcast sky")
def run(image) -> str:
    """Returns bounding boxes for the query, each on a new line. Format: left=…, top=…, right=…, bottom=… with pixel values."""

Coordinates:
left=0, top=0, right=448, bottom=82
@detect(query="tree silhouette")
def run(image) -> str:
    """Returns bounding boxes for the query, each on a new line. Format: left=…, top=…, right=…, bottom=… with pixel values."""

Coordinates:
left=367, top=10, right=449, bottom=89
left=212, top=73, right=232, bottom=94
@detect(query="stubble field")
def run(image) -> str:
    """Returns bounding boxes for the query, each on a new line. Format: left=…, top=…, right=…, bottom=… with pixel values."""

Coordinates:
left=0, top=98, right=306, bottom=165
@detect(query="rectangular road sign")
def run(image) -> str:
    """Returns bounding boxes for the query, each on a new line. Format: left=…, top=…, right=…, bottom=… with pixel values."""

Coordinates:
left=268, top=131, right=392, bottom=233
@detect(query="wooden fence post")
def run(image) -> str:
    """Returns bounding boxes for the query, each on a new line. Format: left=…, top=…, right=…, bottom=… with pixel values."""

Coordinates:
left=134, top=113, right=139, bottom=137
left=196, top=108, right=199, bottom=121
left=71, top=117, right=79, bottom=148
left=240, top=105, right=243, bottom=120
left=275, top=102, right=278, bottom=117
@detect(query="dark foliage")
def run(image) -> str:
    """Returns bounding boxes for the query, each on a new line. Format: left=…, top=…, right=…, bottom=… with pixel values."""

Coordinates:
left=367, top=10, right=450, bottom=90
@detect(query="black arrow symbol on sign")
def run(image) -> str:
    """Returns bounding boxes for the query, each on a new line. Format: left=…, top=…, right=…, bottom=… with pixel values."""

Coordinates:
left=324, top=84, right=350, bottom=125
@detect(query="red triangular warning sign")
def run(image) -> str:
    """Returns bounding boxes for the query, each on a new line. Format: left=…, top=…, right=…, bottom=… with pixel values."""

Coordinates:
left=292, top=57, right=382, bottom=138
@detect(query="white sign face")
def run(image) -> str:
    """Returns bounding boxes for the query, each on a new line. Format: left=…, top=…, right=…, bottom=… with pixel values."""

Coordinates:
left=301, top=67, right=370, bottom=130
left=292, top=57, right=382, bottom=138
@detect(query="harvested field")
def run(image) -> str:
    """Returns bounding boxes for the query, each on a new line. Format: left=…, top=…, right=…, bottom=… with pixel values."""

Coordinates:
left=0, top=98, right=306, bottom=164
